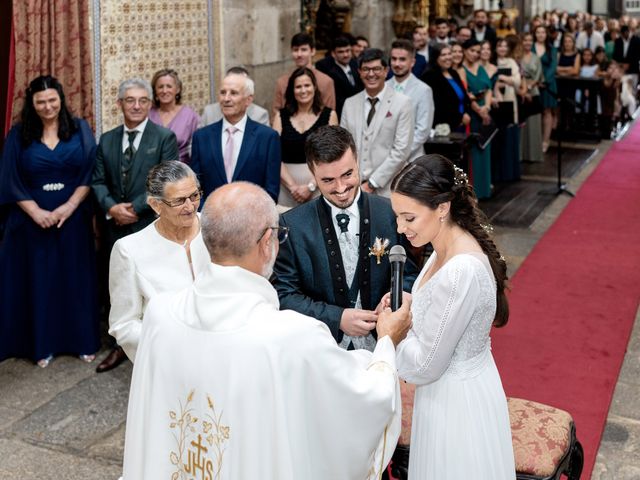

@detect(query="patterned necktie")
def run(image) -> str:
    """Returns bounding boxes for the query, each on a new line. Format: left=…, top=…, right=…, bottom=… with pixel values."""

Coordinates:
left=122, top=130, right=138, bottom=182
left=336, top=213, right=350, bottom=233
left=223, top=126, right=238, bottom=182
left=366, top=97, right=379, bottom=126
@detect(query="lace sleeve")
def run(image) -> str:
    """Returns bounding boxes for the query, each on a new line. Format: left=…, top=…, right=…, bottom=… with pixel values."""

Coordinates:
left=396, top=257, right=480, bottom=385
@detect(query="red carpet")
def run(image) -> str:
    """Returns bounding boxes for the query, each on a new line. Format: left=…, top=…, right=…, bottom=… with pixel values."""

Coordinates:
left=492, top=123, right=640, bottom=476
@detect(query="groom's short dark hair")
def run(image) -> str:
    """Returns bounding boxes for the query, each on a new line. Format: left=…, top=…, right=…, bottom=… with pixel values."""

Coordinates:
left=305, top=126, right=357, bottom=171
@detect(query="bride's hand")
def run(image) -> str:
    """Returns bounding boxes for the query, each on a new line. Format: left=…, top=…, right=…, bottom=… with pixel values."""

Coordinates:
left=375, top=292, right=412, bottom=314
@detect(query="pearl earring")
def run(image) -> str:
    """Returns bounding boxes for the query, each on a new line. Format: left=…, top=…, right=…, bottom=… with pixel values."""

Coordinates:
left=439, top=217, right=444, bottom=223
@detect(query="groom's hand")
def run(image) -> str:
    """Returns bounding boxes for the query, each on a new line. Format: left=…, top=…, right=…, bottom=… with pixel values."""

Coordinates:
left=340, top=309, right=378, bottom=336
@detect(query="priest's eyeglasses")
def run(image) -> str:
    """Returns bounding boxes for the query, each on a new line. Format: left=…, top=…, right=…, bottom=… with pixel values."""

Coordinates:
left=159, top=189, right=202, bottom=208
left=257, top=226, right=289, bottom=244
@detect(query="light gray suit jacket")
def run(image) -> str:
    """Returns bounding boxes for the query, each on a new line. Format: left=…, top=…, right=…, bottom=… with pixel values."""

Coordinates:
left=340, top=85, right=414, bottom=197
left=200, top=103, right=270, bottom=127
left=387, top=74, right=434, bottom=161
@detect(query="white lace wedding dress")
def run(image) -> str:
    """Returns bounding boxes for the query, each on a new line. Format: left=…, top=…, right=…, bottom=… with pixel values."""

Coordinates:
left=397, top=252, right=515, bottom=479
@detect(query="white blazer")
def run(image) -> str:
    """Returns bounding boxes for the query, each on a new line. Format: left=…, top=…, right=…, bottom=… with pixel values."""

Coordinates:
left=108, top=218, right=211, bottom=362
left=341, top=85, right=414, bottom=197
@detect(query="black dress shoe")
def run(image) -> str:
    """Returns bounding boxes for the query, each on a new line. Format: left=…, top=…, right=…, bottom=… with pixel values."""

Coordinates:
left=96, top=346, right=128, bottom=373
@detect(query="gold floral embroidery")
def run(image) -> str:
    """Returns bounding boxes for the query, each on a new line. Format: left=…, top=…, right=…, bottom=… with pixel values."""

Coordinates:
left=169, top=389, right=230, bottom=480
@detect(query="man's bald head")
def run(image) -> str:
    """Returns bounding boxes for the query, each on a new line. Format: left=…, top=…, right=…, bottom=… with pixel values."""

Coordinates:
left=201, top=182, right=278, bottom=261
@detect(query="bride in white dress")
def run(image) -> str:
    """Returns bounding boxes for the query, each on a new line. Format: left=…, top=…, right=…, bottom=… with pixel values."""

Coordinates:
left=388, top=154, right=516, bottom=479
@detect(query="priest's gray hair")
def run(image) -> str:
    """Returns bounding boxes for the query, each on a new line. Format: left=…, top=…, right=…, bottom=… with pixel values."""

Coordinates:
left=117, top=78, right=153, bottom=100
left=146, top=161, right=199, bottom=198
left=201, top=182, right=278, bottom=259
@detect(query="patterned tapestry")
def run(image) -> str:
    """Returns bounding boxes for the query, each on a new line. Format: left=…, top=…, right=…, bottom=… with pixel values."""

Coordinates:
left=95, top=0, right=218, bottom=133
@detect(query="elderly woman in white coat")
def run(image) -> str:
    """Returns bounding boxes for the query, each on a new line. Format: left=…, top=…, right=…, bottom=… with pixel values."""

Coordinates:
left=108, top=161, right=211, bottom=362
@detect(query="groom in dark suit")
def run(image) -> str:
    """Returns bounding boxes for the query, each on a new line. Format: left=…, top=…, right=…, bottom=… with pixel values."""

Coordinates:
left=191, top=72, right=281, bottom=202
left=92, top=77, right=178, bottom=372
left=273, top=125, right=416, bottom=346
left=273, top=125, right=416, bottom=477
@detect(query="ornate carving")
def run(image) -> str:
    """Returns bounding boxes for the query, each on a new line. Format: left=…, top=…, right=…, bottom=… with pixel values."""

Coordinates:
left=391, top=0, right=429, bottom=38
left=302, top=0, right=352, bottom=50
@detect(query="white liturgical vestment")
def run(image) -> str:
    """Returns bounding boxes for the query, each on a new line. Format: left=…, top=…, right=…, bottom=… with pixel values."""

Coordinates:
left=123, top=263, right=401, bottom=480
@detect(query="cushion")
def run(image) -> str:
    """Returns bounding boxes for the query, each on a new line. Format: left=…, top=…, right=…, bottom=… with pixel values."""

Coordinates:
left=399, top=381, right=415, bottom=445
left=508, top=397, right=573, bottom=477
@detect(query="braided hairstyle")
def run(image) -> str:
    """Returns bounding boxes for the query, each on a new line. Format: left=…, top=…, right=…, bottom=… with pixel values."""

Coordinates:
left=391, top=154, right=509, bottom=327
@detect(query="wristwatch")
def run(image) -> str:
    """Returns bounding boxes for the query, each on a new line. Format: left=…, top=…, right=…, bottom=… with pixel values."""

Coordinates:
left=307, top=182, right=317, bottom=192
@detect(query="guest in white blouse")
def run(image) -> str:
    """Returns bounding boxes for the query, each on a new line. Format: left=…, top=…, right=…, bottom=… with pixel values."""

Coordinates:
left=108, top=161, right=210, bottom=363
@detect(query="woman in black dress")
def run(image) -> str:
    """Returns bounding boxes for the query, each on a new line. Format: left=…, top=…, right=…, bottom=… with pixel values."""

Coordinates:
left=272, top=67, right=338, bottom=207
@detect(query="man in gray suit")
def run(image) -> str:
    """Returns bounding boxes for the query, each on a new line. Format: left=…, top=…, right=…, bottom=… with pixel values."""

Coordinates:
left=92, top=78, right=178, bottom=372
left=200, top=66, right=270, bottom=127
left=340, top=48, right=414, bottom=197
left=387, top=39, right=434, bottom=161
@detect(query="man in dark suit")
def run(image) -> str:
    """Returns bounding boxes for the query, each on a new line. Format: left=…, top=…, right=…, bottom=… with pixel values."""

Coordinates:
left=191, top=72, right=281, bottom=202
left=92, top=77, right=179, bottom=372
left=472, top=9, right=497, bottom=46
left=274, top=125, right=416, bottom=346
left=273, top=125, right=416, bottom=477
left=316, top=36, right=364, bottom=119
left=613, top=25, right=640, bottom=83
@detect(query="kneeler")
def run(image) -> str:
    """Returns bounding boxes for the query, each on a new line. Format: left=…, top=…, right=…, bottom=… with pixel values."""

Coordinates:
left=508, top=397, right=584, bottom=480
left=387, top=390, right=584, bottom=480
left=388, top=381, right=414, bottom=480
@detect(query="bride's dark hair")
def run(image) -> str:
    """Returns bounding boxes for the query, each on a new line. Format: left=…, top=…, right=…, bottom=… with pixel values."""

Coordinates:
left=391, top=154, right=509, bottom=327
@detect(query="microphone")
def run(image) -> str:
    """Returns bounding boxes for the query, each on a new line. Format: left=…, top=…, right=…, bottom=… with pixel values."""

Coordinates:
left=388, top=245, right=407, bottom=312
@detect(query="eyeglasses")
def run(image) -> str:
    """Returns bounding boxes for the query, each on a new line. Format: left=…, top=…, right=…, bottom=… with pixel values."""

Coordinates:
left=159, top=189, right=202, bottom=208
left=360, top=66, right=385, bottom=74
left=123, top=97, right=151, bottom=106
left=256, top=226, right=290, bottom=244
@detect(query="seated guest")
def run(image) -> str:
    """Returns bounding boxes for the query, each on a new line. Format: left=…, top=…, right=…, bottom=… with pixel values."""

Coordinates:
left=191, top=71, right=281, bottom=202
left=149, top=69, right=200, bottom=164
left=422, top=43, right=471, bottom=133
left=387, top=38, right=435, bottom=160
left=109, top=161, right=210, bottom=362
left=272, top=33, right=335, bottom=118
left=201, top=66, right=270, bottom=127
left=122, top=181, right=411, bottom=479
left=315, top=35, right=364, bottom=119
left=0, top=75, right=99, bottom=367
left=272, top=68, right=338, bottom=208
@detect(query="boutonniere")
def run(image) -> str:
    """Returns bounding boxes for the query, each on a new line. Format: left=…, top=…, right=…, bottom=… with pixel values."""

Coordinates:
left=369, top=237, right=390, bottom=264
left=385, top=111, right=393, bottom=118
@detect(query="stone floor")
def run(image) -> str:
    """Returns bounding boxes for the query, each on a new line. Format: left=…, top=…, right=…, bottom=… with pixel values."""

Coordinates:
left=0, top=138, right=638, bottom=479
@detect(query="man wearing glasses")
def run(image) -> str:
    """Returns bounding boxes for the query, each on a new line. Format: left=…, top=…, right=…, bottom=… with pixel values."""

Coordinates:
left=92, top=78, right=179, bottom=372
left=340, top=48, right=414, bottom=198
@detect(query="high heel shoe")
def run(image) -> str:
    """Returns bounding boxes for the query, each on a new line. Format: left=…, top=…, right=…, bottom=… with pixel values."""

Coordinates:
left=79, top=354, right=96, bottom=363
left=37, top=354, right=54, bottom=368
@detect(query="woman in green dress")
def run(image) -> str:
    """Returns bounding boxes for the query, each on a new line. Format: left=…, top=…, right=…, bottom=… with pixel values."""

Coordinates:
left=533, top=25, right=558, bottom=153
left=462, top=38, right=494, bottom=199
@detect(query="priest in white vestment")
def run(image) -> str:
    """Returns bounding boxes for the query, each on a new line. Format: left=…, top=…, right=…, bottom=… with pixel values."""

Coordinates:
left=123, top=182, right=411, bottom=480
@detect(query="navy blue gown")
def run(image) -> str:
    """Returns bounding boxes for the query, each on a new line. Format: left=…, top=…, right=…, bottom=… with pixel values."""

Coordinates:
left=0, top=119, right=100, bottom=362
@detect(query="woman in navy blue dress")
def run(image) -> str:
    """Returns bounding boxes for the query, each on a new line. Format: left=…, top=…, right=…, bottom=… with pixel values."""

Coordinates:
left=0, top=76, right=99, bottom=367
